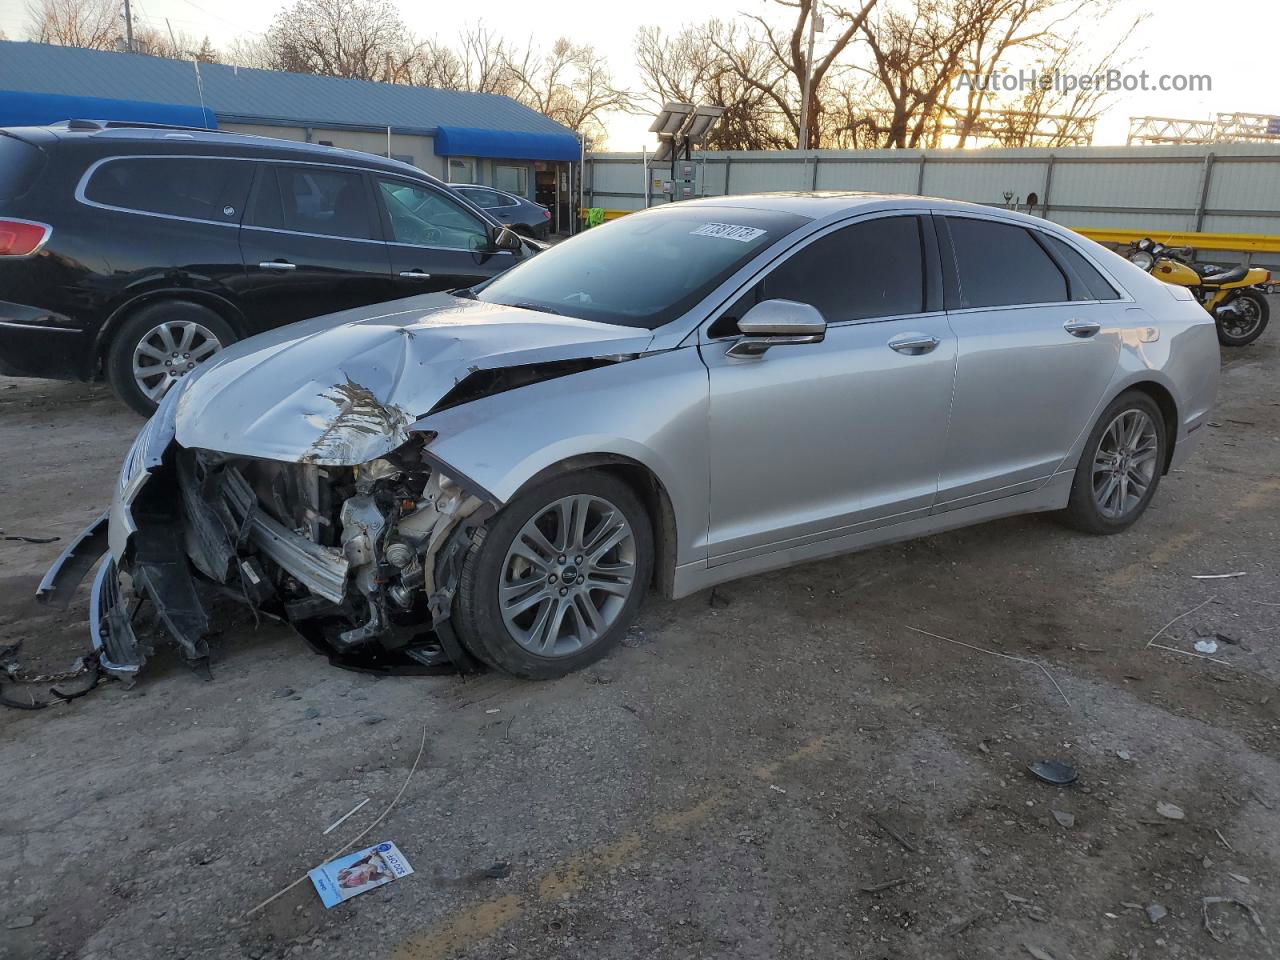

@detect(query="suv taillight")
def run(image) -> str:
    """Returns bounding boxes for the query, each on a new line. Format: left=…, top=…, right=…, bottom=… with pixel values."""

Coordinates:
left=0, top=220, right=51, bottom=257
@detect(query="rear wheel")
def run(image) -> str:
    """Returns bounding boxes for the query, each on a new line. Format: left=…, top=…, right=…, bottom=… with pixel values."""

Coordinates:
left=453, top=470, right=653, bottom=679
left=106, top=301, right=235, bottom=416
left=1063, top=390, right=1166, bottom=534
left=1216, top=289, right=1269, bottom=347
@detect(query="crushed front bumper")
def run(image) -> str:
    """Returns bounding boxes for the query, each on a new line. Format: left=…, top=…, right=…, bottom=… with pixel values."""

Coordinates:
left=38, top=397, right=493, bottom=678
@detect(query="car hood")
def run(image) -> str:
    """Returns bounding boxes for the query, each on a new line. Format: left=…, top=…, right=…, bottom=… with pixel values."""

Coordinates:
left=174, top=294, right=655, bottom=465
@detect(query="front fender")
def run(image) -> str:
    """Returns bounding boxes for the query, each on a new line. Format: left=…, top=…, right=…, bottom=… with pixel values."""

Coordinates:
left=412, top=346, right=711, bottom=565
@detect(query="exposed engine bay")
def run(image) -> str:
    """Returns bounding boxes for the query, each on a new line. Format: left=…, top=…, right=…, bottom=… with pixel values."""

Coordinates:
left=85, top=434, right=498, bottom=679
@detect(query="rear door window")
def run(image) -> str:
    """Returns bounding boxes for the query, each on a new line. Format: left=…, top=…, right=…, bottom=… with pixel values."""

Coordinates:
left=458, top=187, right=506, bottom=209
left=945, top=217, right=1068, bottom=308
left=83, top=156, right=251, bottom=223
left=1043, top=234, right=1121, bottom=300
left=249, top=166, right=377, bottom=240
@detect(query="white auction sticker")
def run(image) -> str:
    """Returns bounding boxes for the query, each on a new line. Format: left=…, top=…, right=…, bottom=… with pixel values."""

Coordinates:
left=690, top=222, right=767, bottom=242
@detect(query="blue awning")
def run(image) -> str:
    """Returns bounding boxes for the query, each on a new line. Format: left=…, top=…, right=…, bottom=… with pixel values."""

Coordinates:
left=434, top=125, right=578, bottom=163
left=0, top=90, right=216, bottom=129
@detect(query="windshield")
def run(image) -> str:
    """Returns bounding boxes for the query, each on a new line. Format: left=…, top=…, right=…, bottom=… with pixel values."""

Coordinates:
left=473, top=206, right=809, bottom=329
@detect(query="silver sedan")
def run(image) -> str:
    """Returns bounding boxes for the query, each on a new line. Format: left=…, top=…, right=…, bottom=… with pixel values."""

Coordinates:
left=41, top=194, right=1219, bottom=680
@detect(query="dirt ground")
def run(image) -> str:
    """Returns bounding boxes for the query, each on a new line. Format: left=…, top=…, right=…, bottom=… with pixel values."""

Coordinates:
left=1, top=315, right=1278, bottom=960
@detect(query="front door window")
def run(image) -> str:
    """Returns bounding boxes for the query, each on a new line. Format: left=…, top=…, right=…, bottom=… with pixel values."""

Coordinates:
left=376, top=178, right=490, bottom=251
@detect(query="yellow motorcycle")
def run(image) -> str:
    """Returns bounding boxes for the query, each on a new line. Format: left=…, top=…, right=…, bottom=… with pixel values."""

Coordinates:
left=1126, top=238, right=1270, bottom=346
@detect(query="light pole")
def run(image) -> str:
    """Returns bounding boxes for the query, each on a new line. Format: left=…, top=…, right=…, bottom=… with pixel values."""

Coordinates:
left=798, top=2, right=822, bottom=150
left=122, top=0, right=134, bottom=52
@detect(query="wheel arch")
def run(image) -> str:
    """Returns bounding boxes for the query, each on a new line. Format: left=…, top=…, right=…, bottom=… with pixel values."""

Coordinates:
left=91, top=288, right=248, bottom=377
left=509, top=453, right=680, bottom=598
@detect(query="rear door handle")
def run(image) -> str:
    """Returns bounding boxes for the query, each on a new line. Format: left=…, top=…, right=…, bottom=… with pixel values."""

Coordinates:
left=1064, top=318, right=1101, bottom=338
left=399, top=270, right=433, bottom=280
left=259, top=260, right=296, bottom=271
left=888, top=333, right=941, bottom=355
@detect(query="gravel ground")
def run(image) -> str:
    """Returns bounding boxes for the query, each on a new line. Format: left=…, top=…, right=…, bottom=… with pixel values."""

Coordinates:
left=1, top=312, right=1277, bottom=960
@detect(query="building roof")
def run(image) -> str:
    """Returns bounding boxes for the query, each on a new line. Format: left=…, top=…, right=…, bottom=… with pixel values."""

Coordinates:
left=0, top=41, right=574, bottom=138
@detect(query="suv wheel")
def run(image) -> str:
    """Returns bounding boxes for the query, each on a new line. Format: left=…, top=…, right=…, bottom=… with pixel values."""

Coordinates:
left=106, top=301, right=236, bottom=416
left=452, top=470, right=653, bottom=679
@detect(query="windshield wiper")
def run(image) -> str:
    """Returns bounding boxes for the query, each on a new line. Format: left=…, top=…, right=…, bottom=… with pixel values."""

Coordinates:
left=511, top=301, right=561, bottom=316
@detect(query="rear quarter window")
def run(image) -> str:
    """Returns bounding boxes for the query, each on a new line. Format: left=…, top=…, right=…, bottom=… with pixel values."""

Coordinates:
left=1043, top=234, right=1122, bottom=300
left=0, top=133, right=48, bottom=202
left=83, top=156, right=252, bottom=223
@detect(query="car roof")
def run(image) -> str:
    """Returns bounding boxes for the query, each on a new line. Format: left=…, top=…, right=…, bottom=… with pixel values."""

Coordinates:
left=8, top=121, right=426, bottom=179
left=665, top=191, right=1074, bottom=233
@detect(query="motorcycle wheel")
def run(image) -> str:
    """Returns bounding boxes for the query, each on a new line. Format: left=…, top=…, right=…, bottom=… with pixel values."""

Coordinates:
left=1216, top=289, right=1270, bottom=347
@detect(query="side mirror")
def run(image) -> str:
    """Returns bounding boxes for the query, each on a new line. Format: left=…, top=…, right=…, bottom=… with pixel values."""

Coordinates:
left=727, top=299, right=826, bottom=359
left=492, top=226, right=523, bottom=252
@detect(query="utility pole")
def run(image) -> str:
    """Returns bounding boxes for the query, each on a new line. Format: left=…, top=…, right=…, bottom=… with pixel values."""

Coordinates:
left=123, top=0, right=134, bottom=52
left=798, top=0, right=819, bottom=150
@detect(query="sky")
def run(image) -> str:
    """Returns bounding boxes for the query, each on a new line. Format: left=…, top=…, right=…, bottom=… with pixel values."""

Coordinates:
left=0, top=0, right=1274, bottom=149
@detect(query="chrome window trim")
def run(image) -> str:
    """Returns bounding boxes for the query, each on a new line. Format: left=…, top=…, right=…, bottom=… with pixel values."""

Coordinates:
left=240, top=223, right=387, bottom=246
left=933, top=209, right=1136, bottom=306
left=386, top=239, right=513, bottom=256
left=0, top=218, right=54, bottom=259
left=73, top=154, right=448, bottom=236
left=697, top=208, right=939, bottom=342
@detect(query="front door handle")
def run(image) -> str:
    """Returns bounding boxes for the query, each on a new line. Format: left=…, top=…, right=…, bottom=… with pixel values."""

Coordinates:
left=259, top=260, right=296, bottom=271
left=888, top=333, right=941, bottom=355
left=399, top=270, right=433, bottom=280
left=1064, top=318, right=1101, bottom=338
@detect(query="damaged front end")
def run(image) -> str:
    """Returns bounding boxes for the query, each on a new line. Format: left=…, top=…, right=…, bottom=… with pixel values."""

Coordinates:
left=42, top=391, right=496, bottom=678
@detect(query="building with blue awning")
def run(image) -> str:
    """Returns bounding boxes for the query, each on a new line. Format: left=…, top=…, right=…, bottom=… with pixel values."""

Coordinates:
left=0, top=41, right=582, bottom=232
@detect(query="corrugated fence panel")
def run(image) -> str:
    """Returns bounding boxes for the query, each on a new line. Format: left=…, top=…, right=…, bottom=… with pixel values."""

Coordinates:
left=1208, top=160, right=1280, bottom=214
left=923, top=159, right=1049, bottom=205
left=1050, top=158, right=1203, bottom=214
left=723, top=160, right=812, bottom=193
left=814, top=160, right=919, bottom=193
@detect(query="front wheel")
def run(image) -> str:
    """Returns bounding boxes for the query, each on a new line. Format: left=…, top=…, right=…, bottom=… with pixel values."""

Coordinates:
left=1216, top=289, right=1269, bottom=347
left=452, top=470, right=653, bottom=679
left=1063, top=390, right=1167, bottom=535
left=106, top=301, right=235, bottom=416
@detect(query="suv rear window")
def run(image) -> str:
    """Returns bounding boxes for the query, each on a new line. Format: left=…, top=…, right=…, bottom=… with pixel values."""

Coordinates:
left=84, top=157, right=251, bottom=223
left=0, top=133, right=47, bottom=202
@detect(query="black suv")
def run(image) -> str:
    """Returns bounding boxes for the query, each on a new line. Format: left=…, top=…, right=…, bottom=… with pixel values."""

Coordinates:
left=0, top=121, right=534, bottom=414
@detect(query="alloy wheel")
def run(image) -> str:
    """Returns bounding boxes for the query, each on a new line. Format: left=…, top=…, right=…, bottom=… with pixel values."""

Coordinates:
left=1091, top=409, right=1159, bottom=520
left=499, top=494, right=637, bottom=657
left=132, top=320, right=223, bottom=402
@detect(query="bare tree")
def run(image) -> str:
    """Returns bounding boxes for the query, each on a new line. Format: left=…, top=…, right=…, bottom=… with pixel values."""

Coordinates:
left=634, top=22, right=793, bottom=150
left=259, top=0, right=419, bottom=82
left=24, top=0, right=119, bottom=49
left=504, top=38, right=631, bottom=141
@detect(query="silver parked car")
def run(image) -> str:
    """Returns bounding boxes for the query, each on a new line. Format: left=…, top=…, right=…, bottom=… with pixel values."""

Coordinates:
left=41, top=194, right=1219, bottom=680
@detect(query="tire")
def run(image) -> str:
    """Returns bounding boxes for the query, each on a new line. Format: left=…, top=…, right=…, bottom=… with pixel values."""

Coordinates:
left=1216, top=289, right=1269, bottom=347
left=453, top=470, right=654, bottom=679
left=106, top=301, right=236, bottom=416
left=1063, top=390, right=1167, bottom=535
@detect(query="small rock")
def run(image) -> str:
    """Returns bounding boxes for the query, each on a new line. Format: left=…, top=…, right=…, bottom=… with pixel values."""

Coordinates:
left=5, top=916, right=36, bottom=930
left=1194, top=639, right=1219, bottom=654
left=363, top=715, right=384, bottom=726
left=272, top=687, right=295, bottom=699
left=303, top=707, right=320, bottom=720
left=978, top=741, right=990, bottom=754
left=1156, top=801, right=1185, bottom=821
left=1116, top=750, right=1131, bottom=762
left=1145, top=903, right=1168, bottom=924
left=1051, top=809, right=1075, bottom=828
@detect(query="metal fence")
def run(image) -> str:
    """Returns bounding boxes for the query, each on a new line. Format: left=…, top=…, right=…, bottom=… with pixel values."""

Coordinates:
left=584, top=143, right=1280, bottom=267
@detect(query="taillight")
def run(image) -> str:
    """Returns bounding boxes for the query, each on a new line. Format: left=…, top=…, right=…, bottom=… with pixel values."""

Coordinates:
left=0, top=220, right=51, bottom=257
left=542, top=209, right=552, bottom=219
